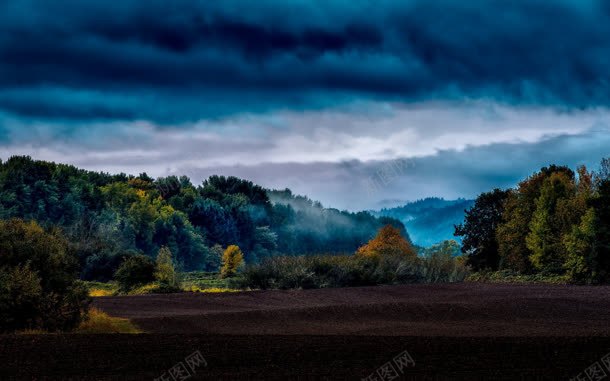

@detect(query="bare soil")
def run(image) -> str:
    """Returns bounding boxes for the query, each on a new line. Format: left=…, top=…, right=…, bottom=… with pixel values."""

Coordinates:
left=1, top=283, right=609, bottom=380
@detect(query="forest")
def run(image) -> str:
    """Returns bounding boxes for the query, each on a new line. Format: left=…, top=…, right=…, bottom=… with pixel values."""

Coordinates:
left=455, top=158, right=610, bottom=283
left=0, top=156, right=404, bottom=281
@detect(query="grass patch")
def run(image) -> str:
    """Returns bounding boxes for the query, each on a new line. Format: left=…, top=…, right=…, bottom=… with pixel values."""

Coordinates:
left=85, top=281, right=118, bottom=297
left=84, top=273, right=242, bottom=296
left=17, top=308, right=141, bottom=334
left=466, top=270, right=570, bottom=284
left=75, top=308, right=142, bottom=333
left=181, top=272, right=238, bottom=291
left=239, top=253, right=469, bottom=290
left=127, top=282, right=162, bottom=295
left=125, top=282, right=183, bottom=295
left=185, top=286, right=241, bottom=293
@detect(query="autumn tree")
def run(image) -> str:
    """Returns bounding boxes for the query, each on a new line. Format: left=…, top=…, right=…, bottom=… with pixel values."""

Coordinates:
left=221, top=245, right=244, bottom=278
left=356, top=225, right=417, bottom=259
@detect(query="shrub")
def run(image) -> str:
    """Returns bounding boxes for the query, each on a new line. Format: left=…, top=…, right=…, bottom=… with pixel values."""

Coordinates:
left=221, top=245, right=244, bottom=278
left=466, top=269, right=569, bottom=284
left=238, top=252, right=466, bottom=290
left=114, top=254, right=156, bottom=292
left=0, top=219, right=90, bottom=332
left=81, top=250, right=133, bottom=282
left=421, top=251, right=469, bottom=283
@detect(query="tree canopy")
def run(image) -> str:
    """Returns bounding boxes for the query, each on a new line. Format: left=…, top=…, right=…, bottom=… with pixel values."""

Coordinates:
left=455, top=160, right=610, bottom=283
left=221, top=245, right=244, bottom=278
left=0, top=219, right=89, bottom=332
left=0, top=156, right=403, bottom=280
left=455, top=189, right=509, bottom=271
left=357, top=225, right=417, bottom=259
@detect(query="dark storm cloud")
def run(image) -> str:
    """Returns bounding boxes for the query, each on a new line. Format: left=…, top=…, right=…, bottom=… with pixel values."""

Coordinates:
left=1, top=0, right=609, bottom=122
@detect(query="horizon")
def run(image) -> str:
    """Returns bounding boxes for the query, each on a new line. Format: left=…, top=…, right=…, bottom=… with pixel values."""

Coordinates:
left=0, top=154, right=476, bottom=212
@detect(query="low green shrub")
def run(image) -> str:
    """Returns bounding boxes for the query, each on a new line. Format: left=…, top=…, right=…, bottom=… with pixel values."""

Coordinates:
left=113, top=255, right=156, bottom=293
left=466, top=269, right=570, bottom=284
left=239, top=253, right=469, bottom=290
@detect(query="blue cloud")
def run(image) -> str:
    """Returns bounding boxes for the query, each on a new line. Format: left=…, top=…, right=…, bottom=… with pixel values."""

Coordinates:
left=1, top=0, right=609, bottom=123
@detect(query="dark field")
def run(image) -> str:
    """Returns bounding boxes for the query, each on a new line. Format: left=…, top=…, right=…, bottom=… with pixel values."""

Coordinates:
left=2, top=283, right=610, bottom=380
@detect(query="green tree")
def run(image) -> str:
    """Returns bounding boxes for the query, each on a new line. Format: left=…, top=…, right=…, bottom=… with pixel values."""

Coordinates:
left=497, top=165, right=573, bottom=272
left=0, top=156, right=418, bottom=276
left=114, top=254, right=156, bottom=292
left=596, top=157, right=610, bottom=184
left=563, top=208, right=596, bottom=282
left=423, top=240, right=461, bottom=258
left=0, top=219, right=89, bottom=332
left=155, top=246, right=180, bottom=290
left=591, top=179, right=610, bottom=282
left=455, top=189, right=509, bottom=270
left=205, top=244, right=224, bottom=272
left=221, top=245, right=244, bottom=278
left=526, top=172, right=575, bottom=272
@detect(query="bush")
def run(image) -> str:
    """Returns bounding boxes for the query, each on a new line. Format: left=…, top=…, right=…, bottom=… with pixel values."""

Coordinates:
left=0, top=219, right=90, bottom=332
left=238, top=253, right=468, bottom=290
left=421, top=251, right=469, bottom=283
left=81, top=250, right=134, bottom=282
left=466, top=269, right=569, bottom=284
left=114, top=254, right=156, bottom=292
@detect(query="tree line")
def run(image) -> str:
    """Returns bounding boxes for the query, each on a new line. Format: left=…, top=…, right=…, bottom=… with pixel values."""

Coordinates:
left=455, top=158, right=610, bottom=283
left=0, top=156, right=404, bottom=281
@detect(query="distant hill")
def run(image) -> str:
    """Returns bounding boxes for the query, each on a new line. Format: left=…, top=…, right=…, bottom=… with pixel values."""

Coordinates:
left=373, top=197, right=474, bottom=247
left=0, top=156, right=405, bottom=279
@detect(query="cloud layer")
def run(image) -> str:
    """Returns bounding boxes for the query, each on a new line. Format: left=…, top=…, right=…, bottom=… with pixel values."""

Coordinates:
left=1, top=1, right=609, bottom=209
left=1, top=101, right=607, bottom=209
left=1, top=0, right=610, bottom=122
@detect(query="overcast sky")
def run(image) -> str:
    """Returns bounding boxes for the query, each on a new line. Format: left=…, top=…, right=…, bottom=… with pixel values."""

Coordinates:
left=1, top=0, right=609, bottom=210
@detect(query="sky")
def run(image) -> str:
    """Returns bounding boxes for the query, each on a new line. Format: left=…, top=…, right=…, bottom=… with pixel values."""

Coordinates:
left=1, top=0, right=609, bottom=210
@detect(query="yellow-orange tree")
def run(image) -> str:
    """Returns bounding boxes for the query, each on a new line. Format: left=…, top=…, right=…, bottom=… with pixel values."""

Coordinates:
left=221, top=245, right=244, bottom=278
left=356, top=225, right=417, bottom=259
